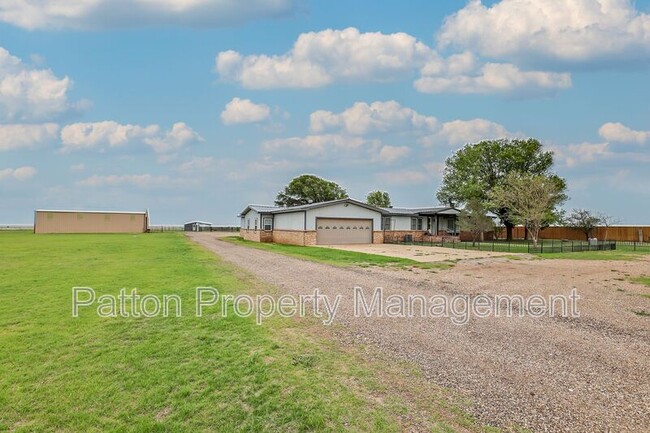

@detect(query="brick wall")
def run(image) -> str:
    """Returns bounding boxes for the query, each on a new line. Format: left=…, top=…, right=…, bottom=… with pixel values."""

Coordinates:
left=260, top=230, right=273, bottom=242
left=240, top=229, right=261, bottom=242
left=372, top=231, right=384, bottom=244
left=271, top=229, right=318, bottom=246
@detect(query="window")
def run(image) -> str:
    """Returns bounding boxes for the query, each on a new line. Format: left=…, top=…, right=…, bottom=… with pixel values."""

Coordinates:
left=247, top=219, right=250, bottom=230
left=382, top=217, right=392, bottom=230
left=410, top=217, right=423, bottom=230
left=254, top=218, right=258, bottom=231
left=263, top=216, right=273, bottom=231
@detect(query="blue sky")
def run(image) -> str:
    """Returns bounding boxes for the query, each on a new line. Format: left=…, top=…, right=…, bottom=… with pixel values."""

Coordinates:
left=1, top=0, right=649, bottom=224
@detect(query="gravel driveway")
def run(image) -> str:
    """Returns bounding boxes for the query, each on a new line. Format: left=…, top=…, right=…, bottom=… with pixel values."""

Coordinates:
left=320, top=243, right=519, bottom=262
left=188, top=233, right=650, bottom=433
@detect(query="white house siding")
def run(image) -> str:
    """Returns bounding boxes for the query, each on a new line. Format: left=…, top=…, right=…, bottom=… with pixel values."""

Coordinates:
left=390, top=216, right=413, bottom=230
left=305, top=203, right=382, bottom=231
left=273, top=211, right=305, bottom=230
left=243, top=209, right=259, bottom=230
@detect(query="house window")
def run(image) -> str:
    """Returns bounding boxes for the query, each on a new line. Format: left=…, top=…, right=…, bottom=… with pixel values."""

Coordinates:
left=411, top=217, right=423, bottom=230
left=382, top=217, right=392, bottom=230
left=263, top=216, right=273, bottom=231
left=254, top=218, right=258, bottom=231
left=247, top=219, right=250, bottom=230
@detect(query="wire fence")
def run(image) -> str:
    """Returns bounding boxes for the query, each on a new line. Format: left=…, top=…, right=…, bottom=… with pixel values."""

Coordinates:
left=382, top=238, right=650, bottom=254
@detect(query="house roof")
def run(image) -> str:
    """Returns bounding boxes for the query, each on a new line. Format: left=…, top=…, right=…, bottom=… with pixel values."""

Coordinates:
left=239, top=198, right=382, bottom=216
left=240, top=199, right=461, bottom=217
left=184, top=221, right=212, bottom=225
left=381, top=206, right=460, bottom=216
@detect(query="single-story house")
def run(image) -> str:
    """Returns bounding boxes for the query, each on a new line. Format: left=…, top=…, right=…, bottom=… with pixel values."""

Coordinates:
left=238, top=198, right=460, bottom=246
left=184, top=221, right=212, bottom=232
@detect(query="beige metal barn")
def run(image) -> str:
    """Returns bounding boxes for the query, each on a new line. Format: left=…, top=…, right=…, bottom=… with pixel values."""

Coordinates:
left=34, top=210, right=149, bottom=234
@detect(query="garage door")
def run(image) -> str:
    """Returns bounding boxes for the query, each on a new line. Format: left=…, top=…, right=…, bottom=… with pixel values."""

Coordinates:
left=316, top=218, right=373, bottom=245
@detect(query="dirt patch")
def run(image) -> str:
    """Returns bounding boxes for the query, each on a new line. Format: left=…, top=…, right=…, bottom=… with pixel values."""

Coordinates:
left=320, top=243, right=524, bottom=262
left=188, top=233, right=650, bottom=433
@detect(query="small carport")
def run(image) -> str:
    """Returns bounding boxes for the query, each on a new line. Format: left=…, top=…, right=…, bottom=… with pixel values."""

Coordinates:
left=184, top=221, right=212, bottom=232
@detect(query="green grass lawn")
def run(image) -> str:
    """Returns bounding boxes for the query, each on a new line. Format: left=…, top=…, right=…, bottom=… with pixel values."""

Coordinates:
left=634, top=276, right=650, bottom=286
left=0, top=231, right=489, bottom=432
left=395, top=239, right=650, bottom=261
left=222, top=237, right=454, bottom=269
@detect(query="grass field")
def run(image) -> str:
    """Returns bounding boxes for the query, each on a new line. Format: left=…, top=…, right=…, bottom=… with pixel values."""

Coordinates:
left=0, top=231, right=487, bottom=432
left=222, top=236, right=455, bottom=269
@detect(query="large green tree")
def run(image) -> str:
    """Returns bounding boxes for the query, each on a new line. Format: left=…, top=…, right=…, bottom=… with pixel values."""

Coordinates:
left=457, top=198, right=495, bottom=246
left=275, top=174, right=348, bottom=207
left=490, top=173, right=567, bottom=247
left=436, top=138, right=566, bottom=240
left=366, top=190, right=391, bottom=208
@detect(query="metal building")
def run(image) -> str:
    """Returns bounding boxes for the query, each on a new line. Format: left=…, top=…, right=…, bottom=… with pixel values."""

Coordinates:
left=183, top=221, right=212, bottom=232
left=34, top=210, right=149, bottom=234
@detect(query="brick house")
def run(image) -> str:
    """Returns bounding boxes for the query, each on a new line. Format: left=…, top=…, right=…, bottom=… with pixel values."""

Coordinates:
left=239, top=198, right=459, bottom=246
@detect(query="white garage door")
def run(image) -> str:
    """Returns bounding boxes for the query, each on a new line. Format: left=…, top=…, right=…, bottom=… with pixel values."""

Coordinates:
left=316, top=218, right=373, bottom=245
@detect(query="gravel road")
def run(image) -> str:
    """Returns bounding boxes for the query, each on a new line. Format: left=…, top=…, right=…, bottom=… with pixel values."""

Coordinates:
left=188, top=233, right=650, bottom=433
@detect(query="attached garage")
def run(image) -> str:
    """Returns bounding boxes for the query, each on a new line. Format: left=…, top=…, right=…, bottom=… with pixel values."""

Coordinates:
left=316, top=218, right=373, bottom=245
left=239, top=198, right=383, bottom=246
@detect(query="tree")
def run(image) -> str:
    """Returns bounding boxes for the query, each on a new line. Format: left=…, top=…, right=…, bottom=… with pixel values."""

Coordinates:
left=275, top=174, right=348, bottom=207
left=566, top=209, right=602, bottom=240
left=366, top=190, right=391, bottom=208
left=489, top=173, right=567, bottom=247
left=437, top=138, right=566, bottom=240
left=458, top=198, right=495, bottom=246
left=598, top=212, right=621, bottom=242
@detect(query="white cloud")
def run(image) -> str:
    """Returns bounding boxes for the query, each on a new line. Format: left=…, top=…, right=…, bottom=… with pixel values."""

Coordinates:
left=177, top=156, right=216, bottom=174
left=0, top=47, right=82, bottom=121
left=415, top=58, right=571, bottom=95
left=221, top=97, right=270, bottom=125
left=552, top=142, right=611, bottom=167
left=310, top=100, right=437, bottom=135
left=0, top=0, right=298, bottom=30
left=70, top=163, right=85, bottom=172
left=378, top=169, right=428, bottom=185
left=429, top=119, right=519, bottom=147
left=61, top=121, right=159, bottom=151
left=0, top=166, right=36, bottom=181
left=0, top=123, right=59, bottom=151
left=216, top=27, right=433, bottom=89
left=262, top=134, right=367, bottom=158
left=376, top=145, right=410, bottom=164
left=61, top=121, right=202, bottom=153
left=309, top=101, right=518, bottom=148
left=438, top=0, right=650, bottom=64
left=143, top=122, right=204, bottom=153
left=77, top=174, right=181, bottom=188
left=598, top=122, right=649, bottom=144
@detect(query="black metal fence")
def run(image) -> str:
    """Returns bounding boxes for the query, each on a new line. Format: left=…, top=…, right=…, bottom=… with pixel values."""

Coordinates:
left=383, top=238, right=629, bottom=254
